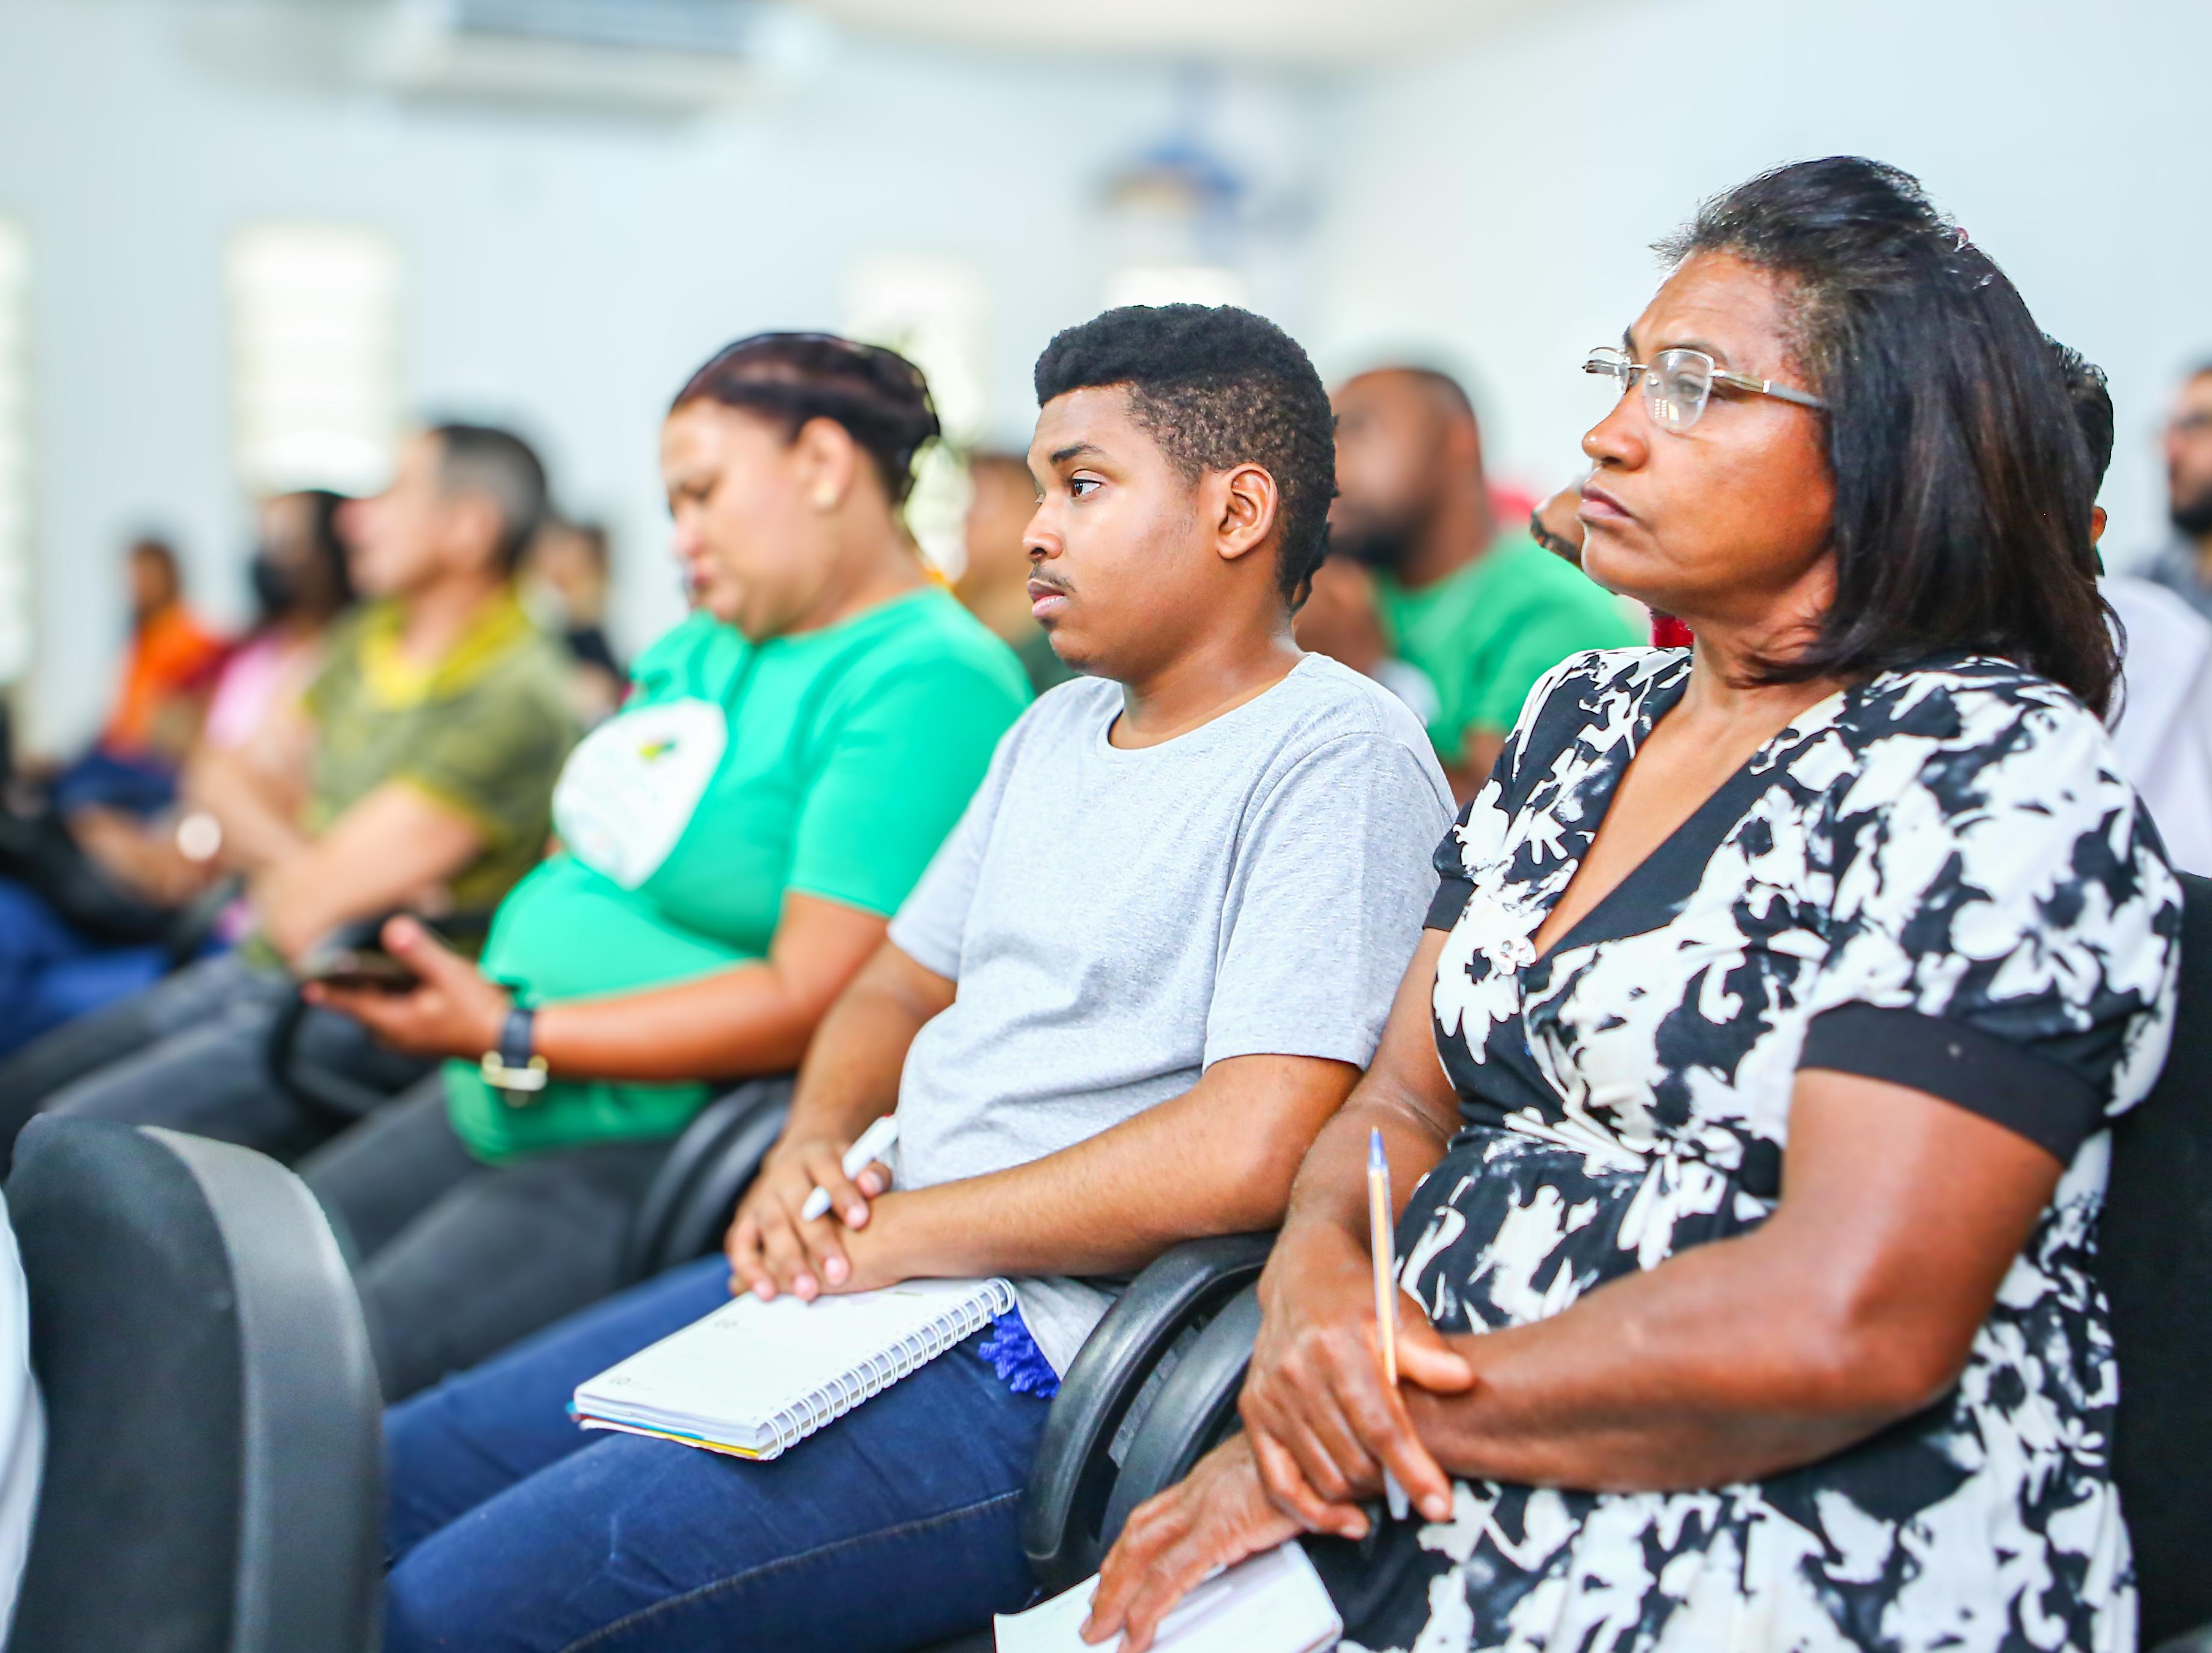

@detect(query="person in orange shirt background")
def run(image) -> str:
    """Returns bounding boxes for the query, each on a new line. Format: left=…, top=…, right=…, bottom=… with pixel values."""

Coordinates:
left=49, top=536, right=227, bottom=817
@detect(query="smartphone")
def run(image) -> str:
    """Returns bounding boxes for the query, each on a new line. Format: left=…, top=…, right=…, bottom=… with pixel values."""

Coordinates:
left=299, top=947, right=420, bottom=994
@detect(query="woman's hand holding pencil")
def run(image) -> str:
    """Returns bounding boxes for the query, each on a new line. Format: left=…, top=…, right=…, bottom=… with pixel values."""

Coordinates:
left=1237, top=1138, right=1472, bottom=1539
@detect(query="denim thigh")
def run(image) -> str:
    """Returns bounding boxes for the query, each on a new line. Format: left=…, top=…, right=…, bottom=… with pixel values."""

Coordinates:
left=384, top=1257, right=1050, bottom=1653
left=386, top=1254, right=732, bottom=1558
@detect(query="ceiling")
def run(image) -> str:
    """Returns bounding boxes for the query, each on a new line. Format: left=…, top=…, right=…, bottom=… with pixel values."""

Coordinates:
left=794, top=0, right=1512, bottom=66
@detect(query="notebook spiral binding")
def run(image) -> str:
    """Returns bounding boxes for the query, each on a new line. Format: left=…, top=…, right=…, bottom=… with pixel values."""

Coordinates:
left=759, top=1280, right=1017, bottom=1458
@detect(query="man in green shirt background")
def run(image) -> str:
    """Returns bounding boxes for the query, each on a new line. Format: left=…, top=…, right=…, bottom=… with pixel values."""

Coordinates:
left=1297, top=366, right=1638, bottom=800
left=0, top=422, right=577, bottom=1155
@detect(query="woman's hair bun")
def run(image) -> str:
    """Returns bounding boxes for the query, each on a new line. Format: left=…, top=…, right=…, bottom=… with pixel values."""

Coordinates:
left=672, top=333, right=942, bottom=504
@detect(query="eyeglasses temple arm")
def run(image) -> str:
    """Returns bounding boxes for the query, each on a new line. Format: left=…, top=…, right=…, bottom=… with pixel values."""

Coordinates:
left=1717, top=370, right=1828, bottom=411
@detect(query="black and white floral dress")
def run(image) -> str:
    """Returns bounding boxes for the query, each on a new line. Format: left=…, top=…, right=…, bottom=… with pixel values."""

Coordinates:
left=1341, top=648, right=2181, bottom=1653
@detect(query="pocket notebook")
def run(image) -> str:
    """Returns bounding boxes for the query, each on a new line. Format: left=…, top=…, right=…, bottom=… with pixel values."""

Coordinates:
left=572, top=1277, right=1017, bottom=1461
left=993, top=1541, right=1341, bottom=1653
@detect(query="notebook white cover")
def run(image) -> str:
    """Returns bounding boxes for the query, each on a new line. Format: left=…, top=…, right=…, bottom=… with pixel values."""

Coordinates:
left=573, top=1277, right=1016, bottom=1461
left=993, top=1540, right=1341, bottom=1653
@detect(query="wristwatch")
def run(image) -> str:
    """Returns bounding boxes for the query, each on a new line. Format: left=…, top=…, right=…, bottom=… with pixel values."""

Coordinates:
left=479, top=1005, right=548, bottom=1102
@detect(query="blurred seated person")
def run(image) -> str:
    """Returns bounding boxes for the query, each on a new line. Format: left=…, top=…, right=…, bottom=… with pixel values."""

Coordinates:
left=1530, top=473, right=1696, bottom=646
left=46, top=535, right=226, bottom=817
left=954, top=449, right=1076, bottom=693
left=1291, top=557, right=1442, bottom=728
left=1302, top=366, right=1637, bottom=800
left=1086, top=159, right=2179, bottom=1653
left=0, top=489, right=355, bottom=1056
left=73, top=488, right=356, bottom=908
left=290, top=335, right=1031, bottom=1397
left=522, top=516, right=625, bottom=723
left=370, top=304, right=1453, bottom=1652
left=2053, top=344, right=2212, bottom=877
left=0, top=425, right=577, bottom=1159
left=2105, top=580, right=2212, bottom=876
left=2140, top=362, right=2212, bottom=621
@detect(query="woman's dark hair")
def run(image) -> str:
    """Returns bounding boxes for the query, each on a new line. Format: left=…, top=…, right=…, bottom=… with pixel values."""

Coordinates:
left=250, top=488, right=353, bottom=632
left=672, top=333, right=941, bottom=506
left=1659, top=157, right=2116, bottom=715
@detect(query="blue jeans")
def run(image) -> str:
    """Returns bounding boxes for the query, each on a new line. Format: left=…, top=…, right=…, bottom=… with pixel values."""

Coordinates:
left=0, top=879, right=168, bottom=1058
left=385, top=1256, right=1053, bottom=1653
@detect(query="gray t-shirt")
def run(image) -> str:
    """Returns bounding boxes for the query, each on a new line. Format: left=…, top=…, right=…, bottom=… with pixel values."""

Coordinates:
left=887, top=653, right=1454, bottom=1372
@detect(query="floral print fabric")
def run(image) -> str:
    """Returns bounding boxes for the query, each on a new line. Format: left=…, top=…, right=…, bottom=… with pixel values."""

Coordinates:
left=1352, top=648, right=2181, bottom=1653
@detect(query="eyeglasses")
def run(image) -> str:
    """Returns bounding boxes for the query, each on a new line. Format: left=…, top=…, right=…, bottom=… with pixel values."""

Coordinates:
left=1583, top=346, right=1827, bottom=434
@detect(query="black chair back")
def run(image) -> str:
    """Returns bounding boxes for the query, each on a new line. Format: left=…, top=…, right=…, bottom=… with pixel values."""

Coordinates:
left=1020, top=1232, right=1273, bottom=1592
left=2103, top=869, right=2212, bottom=1649
left=5, top=1119, right=381, bottom=1653
left=1097, top=1283, right=1263, bottom=1549
left=618, top=1076, right=794, bottom=1286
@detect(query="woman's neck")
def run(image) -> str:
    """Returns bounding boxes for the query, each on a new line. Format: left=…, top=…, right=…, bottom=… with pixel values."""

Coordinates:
left=783, top=524, right=926, bottom=637
left=1676, top=627, right=1849, bottom=734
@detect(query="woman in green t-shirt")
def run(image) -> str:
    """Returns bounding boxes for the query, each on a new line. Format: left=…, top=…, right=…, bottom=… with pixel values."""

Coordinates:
left=299, top=335, right=1032, bottom=1398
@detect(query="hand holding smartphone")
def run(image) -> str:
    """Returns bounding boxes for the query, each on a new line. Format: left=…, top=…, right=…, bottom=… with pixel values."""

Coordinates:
left=298, top=946, right=421, bottom=995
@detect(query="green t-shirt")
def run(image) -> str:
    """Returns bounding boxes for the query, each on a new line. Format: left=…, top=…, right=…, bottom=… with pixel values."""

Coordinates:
left=299, top=589, right=579, bottom=915
left=446, top=587, right=1031, bottom=1162
left=1373, top=534, right=1640, bottom=766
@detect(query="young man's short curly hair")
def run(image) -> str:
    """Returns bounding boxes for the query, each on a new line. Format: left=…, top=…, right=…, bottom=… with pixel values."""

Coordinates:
left=1032, top=304, right=1337, bottom=607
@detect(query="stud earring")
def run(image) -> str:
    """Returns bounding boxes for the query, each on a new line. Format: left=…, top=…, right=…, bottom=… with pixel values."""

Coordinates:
left=813, top=488, right=838, bottom=511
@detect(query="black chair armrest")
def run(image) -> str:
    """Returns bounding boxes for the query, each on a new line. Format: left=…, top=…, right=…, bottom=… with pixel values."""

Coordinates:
left=1020, top=1231, right=1274, bottom=1594
left=265, top=994, right=430, bottom=1124
left=2154, top=1628, right=2212, bottom=1653
left=617, top=1076, right=795, bottom=1286
left=1098, top=1282, right=1262, bottom=1549
left=157, top=874, right=243, bottom=969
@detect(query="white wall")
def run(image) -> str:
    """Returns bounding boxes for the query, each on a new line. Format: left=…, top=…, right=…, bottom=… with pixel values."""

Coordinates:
left=1311, top=0, right=2212, bottom=572
left=7, top=0, right=2202, bottom=748
left=0, top=0, right=1324, bottom=749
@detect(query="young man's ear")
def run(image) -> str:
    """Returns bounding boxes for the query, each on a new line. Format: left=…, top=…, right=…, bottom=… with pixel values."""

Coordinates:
left=1212, top=462, right=1281, bottom=566
left=2091, top=504, right=2108, bottom=547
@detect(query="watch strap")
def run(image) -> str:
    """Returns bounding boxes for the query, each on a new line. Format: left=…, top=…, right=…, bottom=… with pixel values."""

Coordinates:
left=480, top=1005, right=548, bottom=1100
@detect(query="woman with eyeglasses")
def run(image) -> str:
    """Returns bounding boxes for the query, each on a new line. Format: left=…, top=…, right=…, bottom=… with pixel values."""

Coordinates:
left=297, top=334, right=1030, bottom=1399
left=1087, top=157, right=2180, bottom=1653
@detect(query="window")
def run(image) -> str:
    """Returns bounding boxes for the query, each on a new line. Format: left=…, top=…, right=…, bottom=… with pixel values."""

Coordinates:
left=0, top=219, right=30, bottom=688
left=844, top=256, right=989, bottom=580
left=224, top=224, right=402, bottom=497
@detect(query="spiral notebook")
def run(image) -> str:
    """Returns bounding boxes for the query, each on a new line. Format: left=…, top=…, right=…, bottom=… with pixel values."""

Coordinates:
left=572, top=1277, right=1017, bottom=1461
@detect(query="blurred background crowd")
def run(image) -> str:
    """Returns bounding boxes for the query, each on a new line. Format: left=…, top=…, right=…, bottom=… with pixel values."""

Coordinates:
left=1, top=0, right=2210, bottom=1047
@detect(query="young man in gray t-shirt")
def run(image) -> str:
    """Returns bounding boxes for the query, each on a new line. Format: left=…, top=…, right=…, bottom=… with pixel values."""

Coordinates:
left=730, top=320, right=1451, bottom=1368
left=375, top=304, right=1454, bottom=1652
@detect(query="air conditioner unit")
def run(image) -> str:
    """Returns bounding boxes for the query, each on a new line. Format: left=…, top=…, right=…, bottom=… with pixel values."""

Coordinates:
left=372, top=0, right=829, bottom=114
